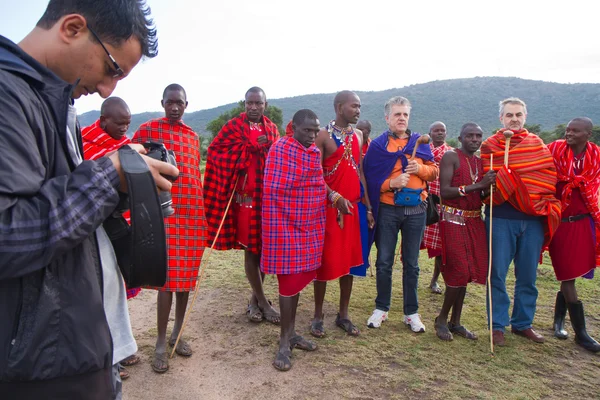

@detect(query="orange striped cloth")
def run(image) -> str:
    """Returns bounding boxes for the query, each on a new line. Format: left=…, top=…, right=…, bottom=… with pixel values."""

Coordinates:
left=481, top=129, right=562, bottom=246
left=548, top=140, right=600, bottom=267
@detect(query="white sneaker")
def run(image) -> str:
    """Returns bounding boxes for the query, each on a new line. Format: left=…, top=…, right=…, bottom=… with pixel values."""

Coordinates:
left=367, top=309, right=388, bottom=328
left=404, top=313, right=426, bottom=333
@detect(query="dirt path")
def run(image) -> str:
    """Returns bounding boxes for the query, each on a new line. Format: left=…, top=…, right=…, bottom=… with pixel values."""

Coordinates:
left=123, top=288, right=374, bottom=400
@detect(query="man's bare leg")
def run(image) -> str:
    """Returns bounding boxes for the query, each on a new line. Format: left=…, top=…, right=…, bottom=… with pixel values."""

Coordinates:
left=435, top=286, right=459, bottom=341
left=448, top=287, right=476, bottom=339
left=337, top=275, right=359, bottom=335
left=168, top=292, right=193, bottom=356
left=311, top=280, right=327, bottom=337
left=429, top=256, right=443, bottom=294
left=153, top=291, right=173, bottom=372
left=338, top=275, right=354, bottom=320
left=274, top=294, right=299, bottom=370
left=245, top=250, right=280, bottom=323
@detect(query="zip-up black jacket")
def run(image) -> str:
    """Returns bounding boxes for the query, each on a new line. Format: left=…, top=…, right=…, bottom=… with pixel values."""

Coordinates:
left=0, top=35, right=120, bottom=383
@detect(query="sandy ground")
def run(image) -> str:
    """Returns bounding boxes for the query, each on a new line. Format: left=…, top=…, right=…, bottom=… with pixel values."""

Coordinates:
left=122, top=287, right=372, bottom=400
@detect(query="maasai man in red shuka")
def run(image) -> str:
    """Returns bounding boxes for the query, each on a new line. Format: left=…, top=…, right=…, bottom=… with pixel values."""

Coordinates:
left=480, top=97, right=561, bottom=347
left=420, top=121, right=453, bottom=295
left=81, top=97, right=141, bottom=300
left=203, top=87, right=281, bottom=325
left=310, top=91, right=374, bottom=339
left=548, top=117, right=600, bottom=353
left=132, top=84, right=207, bottom=374
left=261, top=109, right=325, bottom=371
left=434, top=123, right=495, bottom=342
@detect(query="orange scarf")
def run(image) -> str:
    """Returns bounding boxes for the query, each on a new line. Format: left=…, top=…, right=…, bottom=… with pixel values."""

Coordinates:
left=481, top=129, right=561, bottom=246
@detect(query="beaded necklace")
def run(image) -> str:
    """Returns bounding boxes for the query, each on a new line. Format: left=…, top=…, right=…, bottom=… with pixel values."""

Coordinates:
left=324, top=121, right=359, bottom=178
left=460, top=149, right=479, bottom=184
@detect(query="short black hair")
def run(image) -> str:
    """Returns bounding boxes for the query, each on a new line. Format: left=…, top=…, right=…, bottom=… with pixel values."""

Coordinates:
left=37, top=0, right=158, bottom=58
left=245, top=86, right=266, bottom=100
left=460, top=122, right=482, bottom=136
left=162, top=83, right=187, bottom=100
left=292, top=109, right=318, bottom=126
left=569, top=117, right=593, bottom=131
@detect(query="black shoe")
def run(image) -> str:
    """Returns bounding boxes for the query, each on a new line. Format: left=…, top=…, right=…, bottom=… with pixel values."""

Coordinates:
left=567, top=300, right=600, bottom=353
left=553, top=291, right=568, bottom=340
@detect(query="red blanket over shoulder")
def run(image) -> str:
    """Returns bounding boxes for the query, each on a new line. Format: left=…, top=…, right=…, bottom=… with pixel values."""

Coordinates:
left=203, top=113, right=279, bottom=253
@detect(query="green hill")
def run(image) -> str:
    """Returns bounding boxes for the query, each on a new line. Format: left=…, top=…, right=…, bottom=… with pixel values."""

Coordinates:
left=78, top=77, right=600, bottom=138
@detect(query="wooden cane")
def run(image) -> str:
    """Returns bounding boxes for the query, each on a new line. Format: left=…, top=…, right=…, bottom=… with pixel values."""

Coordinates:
left=487, top=154, right=494, bottom=355
left=170, top=176, right=240, bottom=358
left=411, top=134, right=431, bottom=159
left=503, top=130, right=514, bottom=168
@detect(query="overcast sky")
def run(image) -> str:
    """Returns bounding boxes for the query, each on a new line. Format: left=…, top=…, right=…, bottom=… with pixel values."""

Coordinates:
left=2, top=0, right=598, bottom=115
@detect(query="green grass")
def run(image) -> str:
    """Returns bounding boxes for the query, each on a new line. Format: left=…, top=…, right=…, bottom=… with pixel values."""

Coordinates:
left=197, top=243, right=600, bottom=400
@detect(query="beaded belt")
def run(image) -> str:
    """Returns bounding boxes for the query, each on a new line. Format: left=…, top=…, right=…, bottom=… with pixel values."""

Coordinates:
left=441, top=204, right=481, bottom=218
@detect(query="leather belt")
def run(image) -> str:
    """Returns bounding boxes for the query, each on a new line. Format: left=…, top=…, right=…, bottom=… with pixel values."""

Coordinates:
left=561, top=213, right=590, bottom=223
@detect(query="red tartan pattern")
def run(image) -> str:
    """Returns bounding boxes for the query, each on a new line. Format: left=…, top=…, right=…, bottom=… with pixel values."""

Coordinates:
left=261, top=136, right=327, bottom=275
left=132, top=118, right=207, bottom=292
left=421, top=142, right=453, bottom=255
left=440, top=150, right=487, bottom=287
left=203, top=113, right=279, bottom=254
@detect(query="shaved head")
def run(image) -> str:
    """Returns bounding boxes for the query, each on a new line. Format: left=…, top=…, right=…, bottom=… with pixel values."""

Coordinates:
left=333, top=90, right=358, bottom=109
left=99, top=97, right=131, bottom=140
left=100, top=96, right=130, bottom=117
left=162, top=83, right=187, bottom=101
left=569, top=117, right=593, bottom=131
left=429, top=121, right=446, bottom=132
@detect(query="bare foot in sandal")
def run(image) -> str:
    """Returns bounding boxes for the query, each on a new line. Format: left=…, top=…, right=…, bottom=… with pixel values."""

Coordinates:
left=152, top=350, right=169, bottom=374
left=169, top=337, right=193, bottom=357
left=448, top=322, right=478, bottom=340
left=310, top=316, right=326, bottom=338
left=435, top=317, right=453, bottom=341
left=335, top=313, right=360, bottom=336
left=272, top=348, right=292, bottom=371
left=259, top=301, right=281, bottom=325
left=246, top=303, right=263, bottom=323
left=290, top=335, right=318, bottom=351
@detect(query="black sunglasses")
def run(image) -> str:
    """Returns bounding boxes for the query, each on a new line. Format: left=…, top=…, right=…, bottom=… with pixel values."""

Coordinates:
left=88, top=26, right=124, bottom=78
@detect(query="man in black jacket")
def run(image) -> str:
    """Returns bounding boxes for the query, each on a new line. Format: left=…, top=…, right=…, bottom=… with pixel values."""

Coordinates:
left=0, top=1, right=178, bottom=399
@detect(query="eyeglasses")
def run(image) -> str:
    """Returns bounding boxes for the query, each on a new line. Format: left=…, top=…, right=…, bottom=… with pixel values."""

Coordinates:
left=88, top=26, right=124, bottom=79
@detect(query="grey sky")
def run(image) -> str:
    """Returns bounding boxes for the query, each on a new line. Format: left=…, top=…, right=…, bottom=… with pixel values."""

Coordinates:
left=1, top=0, right=597, bottom=114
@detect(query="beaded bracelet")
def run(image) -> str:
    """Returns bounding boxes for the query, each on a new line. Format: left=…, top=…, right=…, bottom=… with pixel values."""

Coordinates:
left=458, top=185, right=467, bottom=197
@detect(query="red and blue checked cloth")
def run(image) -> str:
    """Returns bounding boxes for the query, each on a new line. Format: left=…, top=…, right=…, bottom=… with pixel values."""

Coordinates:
left=82, top=120, right=141, bottom=299
left=421, top=142, right=453, bottom=256
left=132, top=118, right=207, bottom=292
left=261, top=136, right=327, bottom=274
left=203, top=113, right=279, bottom=254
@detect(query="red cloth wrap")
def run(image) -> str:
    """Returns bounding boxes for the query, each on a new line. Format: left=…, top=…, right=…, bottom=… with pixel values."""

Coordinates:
left=132, top=118, right=207, bottom=292
left=203, top=113, right=279, bottom=254
left=440, top=151, right=487, bottom=287
left=317, top=132, right=363, bottom=281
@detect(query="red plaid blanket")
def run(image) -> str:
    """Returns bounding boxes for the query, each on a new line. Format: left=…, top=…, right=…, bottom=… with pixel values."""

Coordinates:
left=203, top=113, right=279, bottom=253
left=422, top=142, right=453, bottom=254
left=133, top=118, right=207, bottom=292
left=261, top=136, right=326, bottom=274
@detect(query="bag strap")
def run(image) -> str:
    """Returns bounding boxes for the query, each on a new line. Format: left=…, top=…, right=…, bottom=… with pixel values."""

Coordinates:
left=117, top=146, right=167, bottom=287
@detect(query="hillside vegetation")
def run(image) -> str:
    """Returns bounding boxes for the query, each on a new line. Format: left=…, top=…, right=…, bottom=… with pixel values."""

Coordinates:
left=79, top=77, right=600, bottom=138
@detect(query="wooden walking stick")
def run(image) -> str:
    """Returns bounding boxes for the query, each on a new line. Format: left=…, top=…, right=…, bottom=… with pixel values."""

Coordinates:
left=170, top=175, right=240, bottom=358
left=487, top=154, right=494, bottom=355
left=503, top=130, right=514, bottom=168
left=411, top=134, right=431, bottom=159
